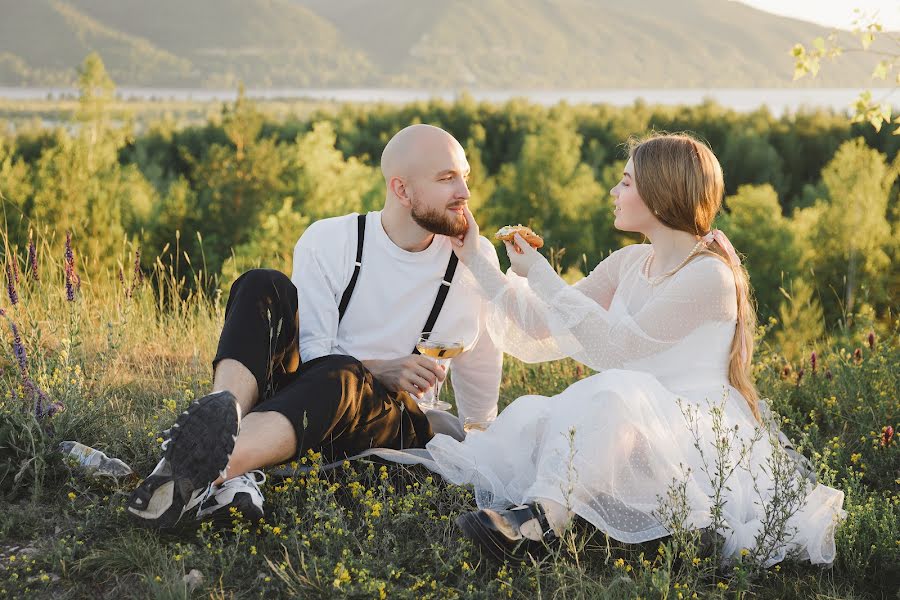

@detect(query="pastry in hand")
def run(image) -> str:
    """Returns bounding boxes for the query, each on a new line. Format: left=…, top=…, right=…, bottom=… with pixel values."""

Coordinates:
left=495, top=225, right=544, bottom=249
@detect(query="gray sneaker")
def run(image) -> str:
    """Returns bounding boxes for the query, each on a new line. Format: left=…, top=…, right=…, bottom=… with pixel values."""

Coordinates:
left=197, top=470, right=266, bottom=525
left=126, top=391, right=239, bottom=529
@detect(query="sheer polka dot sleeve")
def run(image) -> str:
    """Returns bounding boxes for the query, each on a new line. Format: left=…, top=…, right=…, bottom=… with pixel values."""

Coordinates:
left=464, top=249, right=737, bottom=370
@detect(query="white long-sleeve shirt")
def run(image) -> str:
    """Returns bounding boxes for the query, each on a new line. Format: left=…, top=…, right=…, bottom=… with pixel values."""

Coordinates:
left=291, top=211, right=503, bottom=423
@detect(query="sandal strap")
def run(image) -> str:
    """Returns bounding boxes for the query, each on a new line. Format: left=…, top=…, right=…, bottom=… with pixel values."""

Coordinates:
left=505, top=503, right=557, bottom=542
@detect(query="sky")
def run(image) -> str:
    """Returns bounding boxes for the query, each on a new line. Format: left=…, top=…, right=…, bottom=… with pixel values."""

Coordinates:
left=738, top=0, right=900, bottom=31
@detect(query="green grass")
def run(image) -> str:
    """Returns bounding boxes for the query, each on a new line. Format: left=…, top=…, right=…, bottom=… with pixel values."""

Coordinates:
left=0, top=238, right=897, bottom=599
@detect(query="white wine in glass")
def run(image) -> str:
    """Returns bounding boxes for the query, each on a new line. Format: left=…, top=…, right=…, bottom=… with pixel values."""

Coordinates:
left=415, top=334, right=464, bottom=411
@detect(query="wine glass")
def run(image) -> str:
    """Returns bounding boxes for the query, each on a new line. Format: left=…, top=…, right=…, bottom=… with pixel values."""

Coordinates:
left=415, top=333, right=464, bottom=411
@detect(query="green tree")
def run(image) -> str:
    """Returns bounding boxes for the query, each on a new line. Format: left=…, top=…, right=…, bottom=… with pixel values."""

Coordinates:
left=718, top=184, right=799, bottom=319
left=774, top=277, right=825, bottom=364
left=285, top=122, right=382, bottom=221
left=185, top=90, right=288, bottom=276
left=29, top=54, right=153, bottom=266
left=485, top=117, right=605, bottom=270
left=791, top=138, right=895, bottom=325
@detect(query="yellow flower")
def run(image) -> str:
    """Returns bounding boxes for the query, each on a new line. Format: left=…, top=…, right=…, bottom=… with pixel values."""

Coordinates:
left=272, top=526, right=282, bottom=535
left=740, top=548, right=750, bottom=557
left=250, top=546, right=257, bottom=555
left=717, top=582, right=728, bottom=590
left=850, top=453, right=862, bottom=463
left=67, top=492, right=76, bottom=501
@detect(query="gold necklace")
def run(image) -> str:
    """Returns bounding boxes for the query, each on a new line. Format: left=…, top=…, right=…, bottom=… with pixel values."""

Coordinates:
left=642, top=241, right=705, bottom=285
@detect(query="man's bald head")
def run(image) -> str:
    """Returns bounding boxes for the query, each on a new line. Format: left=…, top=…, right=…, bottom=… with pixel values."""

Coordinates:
left=380, top=124, right=465, bottom=182
left=379, top=124, right=471, bottom=238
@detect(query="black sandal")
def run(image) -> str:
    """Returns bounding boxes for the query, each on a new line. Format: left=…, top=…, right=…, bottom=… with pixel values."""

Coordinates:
left=455, top=503, right=558, bottom=563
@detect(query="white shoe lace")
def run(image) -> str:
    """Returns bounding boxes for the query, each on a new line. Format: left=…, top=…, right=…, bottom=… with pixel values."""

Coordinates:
left=220, top=469, right=266, bottom=489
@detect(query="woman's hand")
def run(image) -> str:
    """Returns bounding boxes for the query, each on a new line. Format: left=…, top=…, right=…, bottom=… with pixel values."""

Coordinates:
left=504, top=233, right=548, bottom=277
left=452, top=205, right=481, bottom=264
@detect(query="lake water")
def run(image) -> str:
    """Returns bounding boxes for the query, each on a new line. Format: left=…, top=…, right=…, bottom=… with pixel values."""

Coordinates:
left=1, top=87, right=896, bottom=114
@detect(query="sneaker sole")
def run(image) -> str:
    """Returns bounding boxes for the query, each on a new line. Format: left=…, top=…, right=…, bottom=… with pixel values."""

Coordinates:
left=127, top=391, right=240, bottom=528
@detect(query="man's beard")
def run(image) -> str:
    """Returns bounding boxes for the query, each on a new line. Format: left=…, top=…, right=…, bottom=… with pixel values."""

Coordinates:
left=410, top=198, right=468, bottom=237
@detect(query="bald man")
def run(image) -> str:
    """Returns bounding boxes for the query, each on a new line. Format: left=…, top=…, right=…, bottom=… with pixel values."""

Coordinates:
left=127, top=125, right=504, bottom=529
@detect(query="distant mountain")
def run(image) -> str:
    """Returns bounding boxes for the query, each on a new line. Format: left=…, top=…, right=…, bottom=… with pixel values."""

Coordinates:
left=0, top=0, right=886, bottom=88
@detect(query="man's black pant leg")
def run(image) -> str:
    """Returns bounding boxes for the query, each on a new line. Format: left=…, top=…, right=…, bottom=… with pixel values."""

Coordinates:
left=252, top=355, right=434, bottom=461
left=213, top=269, right=300, bottom=400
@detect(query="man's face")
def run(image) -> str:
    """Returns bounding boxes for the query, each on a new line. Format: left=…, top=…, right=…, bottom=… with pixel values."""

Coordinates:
left=407, top=141, right=471, bottom=237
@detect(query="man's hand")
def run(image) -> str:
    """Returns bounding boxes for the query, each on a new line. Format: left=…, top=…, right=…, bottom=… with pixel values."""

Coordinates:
left=362, top=355, right=446, bottom=397
left=504, top=233, right=549, bottom=277
left=451, top=205, right=481, bottom=265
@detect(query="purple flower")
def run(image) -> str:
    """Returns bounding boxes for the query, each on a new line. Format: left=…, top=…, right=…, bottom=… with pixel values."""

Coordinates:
left=64, top=231, right=74, bottom=265
left=27, top=238, right=38, bottom=281
left=867, top=332, right=876, bottom=351
left=10, top=319, right=27, bottom=377
left=810, top=351, right=817, bottom=373
left=64, top=231, right=79, bottom=301
left=5, top=264, right=18, bottom=306
left=11, top=258, right=19, bottom=284
left=853, top=348, right=863, bottom=363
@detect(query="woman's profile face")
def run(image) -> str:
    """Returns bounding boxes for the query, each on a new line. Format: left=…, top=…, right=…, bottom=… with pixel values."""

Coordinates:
left=610, top=157, right=658, bottom=233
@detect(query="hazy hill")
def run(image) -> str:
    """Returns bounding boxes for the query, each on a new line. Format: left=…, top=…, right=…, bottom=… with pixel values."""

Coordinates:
left=0, top=0, right=887, bottom=88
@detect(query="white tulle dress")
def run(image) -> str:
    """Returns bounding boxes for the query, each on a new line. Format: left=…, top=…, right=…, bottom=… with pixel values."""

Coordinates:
left=421, top=244, right=844, bottom=566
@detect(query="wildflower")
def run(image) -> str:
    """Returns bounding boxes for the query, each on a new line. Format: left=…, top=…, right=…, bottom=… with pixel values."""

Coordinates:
left=27, top=236, right=38, bottom=281
left=810, top=351, right=817, bottom=373
left=67, top=492, right=76, bottom=501
left=781, top=364, right=792, bottom=379
left=850, top=453, right=861, bottom=463
left=867, top=331, right=875, bottom=350
left=853, top=348, right=862, bottom=363
left=5, top=263, right=18, bottom=305
left=64, top=231, right=79, bottom=301
left=882, top=425, right=894, bottom=447
left=9, top=320, right=27, bottom=377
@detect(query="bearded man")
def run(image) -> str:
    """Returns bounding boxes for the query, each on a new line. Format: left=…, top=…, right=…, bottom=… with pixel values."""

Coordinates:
left=126, top=124, right=503, bottom=528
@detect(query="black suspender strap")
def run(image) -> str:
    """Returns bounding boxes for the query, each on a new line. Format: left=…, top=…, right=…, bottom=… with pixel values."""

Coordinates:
left=338, top=214, right=366, bottom=322
left=412, top=253, right=459, bottom=354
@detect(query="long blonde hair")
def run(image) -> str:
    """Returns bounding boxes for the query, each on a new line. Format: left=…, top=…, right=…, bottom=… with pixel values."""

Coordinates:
left=628, top=133, right=760, bottom=421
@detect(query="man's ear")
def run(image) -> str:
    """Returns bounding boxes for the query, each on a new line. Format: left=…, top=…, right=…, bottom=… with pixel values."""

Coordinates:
left=390, top=176, right=412, bottom=207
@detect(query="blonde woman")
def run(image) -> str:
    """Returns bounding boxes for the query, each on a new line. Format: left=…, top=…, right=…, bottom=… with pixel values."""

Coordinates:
left=437, top=133, right=845, bottom=565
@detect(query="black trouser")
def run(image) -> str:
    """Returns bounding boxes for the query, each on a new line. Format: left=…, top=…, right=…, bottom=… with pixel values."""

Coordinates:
left=212, top=269, right=434, bottom=461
